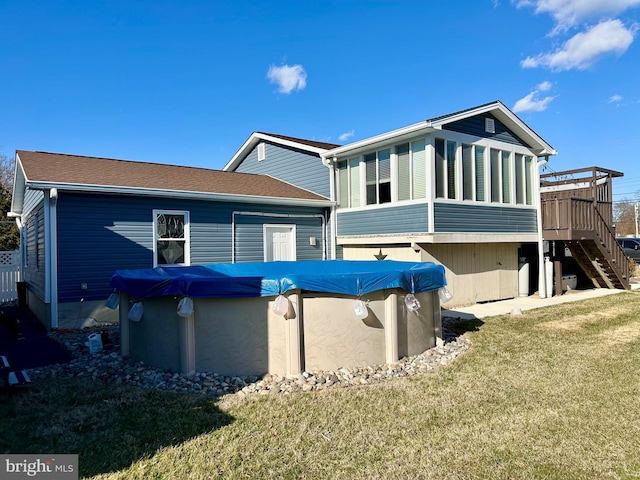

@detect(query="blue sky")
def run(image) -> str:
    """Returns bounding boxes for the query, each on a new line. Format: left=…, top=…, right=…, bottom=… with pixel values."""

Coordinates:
left=1, top=1, right=639, bottom=202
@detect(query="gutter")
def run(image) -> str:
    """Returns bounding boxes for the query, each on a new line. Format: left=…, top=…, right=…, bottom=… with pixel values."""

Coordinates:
left=24, top=182, right=334, bottom=208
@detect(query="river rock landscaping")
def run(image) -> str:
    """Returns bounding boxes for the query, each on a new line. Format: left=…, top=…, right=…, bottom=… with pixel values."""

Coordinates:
left=27, top=318, right=471, bottom=397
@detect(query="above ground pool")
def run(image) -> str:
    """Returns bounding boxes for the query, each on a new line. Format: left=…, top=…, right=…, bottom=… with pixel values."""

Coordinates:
left=111, top=260, right=447, bottom=377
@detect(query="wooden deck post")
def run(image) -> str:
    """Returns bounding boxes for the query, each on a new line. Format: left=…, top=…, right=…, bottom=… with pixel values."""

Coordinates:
left=554, top=241, right=564, bottom=296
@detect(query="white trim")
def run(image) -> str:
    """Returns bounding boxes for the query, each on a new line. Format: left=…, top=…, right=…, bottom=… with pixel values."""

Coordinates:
left=263, top=224, right=297, bottom=261
left=152, top=210, right=191, bottom=268
left=223, top=132, right=334, bottom=171
left=337, top=232, right=538, bottom=245
left=24, top=181, right=333, bottom=207
left=322, top=101, right=557, bottom=159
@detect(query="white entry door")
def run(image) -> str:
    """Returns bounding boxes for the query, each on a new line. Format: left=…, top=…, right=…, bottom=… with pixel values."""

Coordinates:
left=264, top=224, right=296, bottom=261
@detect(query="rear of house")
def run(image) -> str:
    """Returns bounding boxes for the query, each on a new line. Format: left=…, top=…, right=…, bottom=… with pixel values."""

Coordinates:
left=226, top=102, right=557, bottom=307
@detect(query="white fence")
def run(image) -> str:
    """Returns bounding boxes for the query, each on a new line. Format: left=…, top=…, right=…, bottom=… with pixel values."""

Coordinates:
left=0, top=250, right=20, bottom=303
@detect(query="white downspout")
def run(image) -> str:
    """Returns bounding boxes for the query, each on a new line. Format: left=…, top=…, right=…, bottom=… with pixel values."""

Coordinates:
left=536, top=158, right=548, bottom=299
left=44, top=188, right=58, bottom=328
left=322, top=155, right=337, bottom=259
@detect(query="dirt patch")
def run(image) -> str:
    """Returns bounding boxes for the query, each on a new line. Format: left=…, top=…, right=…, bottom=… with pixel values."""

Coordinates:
left=537, top=307, right=630, bottom=332
left=598, top=322, right=640, bottom=346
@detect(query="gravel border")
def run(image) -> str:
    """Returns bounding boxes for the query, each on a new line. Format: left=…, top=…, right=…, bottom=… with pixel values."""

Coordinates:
left=27, top=318, right=472, bottom=397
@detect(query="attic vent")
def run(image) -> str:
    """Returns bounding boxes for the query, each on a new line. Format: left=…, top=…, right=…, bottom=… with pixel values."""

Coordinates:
left=257, top=142, right=266, bottom=162
left=485, top=117, right=495, bottom=134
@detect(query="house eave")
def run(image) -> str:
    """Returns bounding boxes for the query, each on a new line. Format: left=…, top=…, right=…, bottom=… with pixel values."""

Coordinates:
left=24, top=182, right=334, bottom=207
left=322, top=101, right=557, bottom=160
left=322, top=122, right=433, bottom=159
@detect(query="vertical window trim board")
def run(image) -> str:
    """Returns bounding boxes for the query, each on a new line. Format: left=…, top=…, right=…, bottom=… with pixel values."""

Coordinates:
left=152, top=209, right=191, bottom=268
left=427, top=140, right=436, bottom=233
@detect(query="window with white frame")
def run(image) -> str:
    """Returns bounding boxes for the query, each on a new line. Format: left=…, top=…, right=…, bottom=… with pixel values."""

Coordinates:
left=338, top=158, right=361, bottom=208
left=462, top=144, right=488, bottom=202
left=435, top=138, right=457, bottom=200
left=515, top=154, right=535, bottom=205
left=153, top=210, right=190, bottom=267
left=490, top=148, right=533, bottom=205
left=365, top=149, right=391, bottom=205
left=397, top=139, right=427, bottom=202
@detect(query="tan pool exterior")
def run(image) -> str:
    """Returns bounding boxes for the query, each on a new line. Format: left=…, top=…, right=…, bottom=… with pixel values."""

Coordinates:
left=119, top=288, right=442, bottom=377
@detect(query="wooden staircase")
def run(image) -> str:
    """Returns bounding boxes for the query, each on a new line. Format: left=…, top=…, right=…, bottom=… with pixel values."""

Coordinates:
left=565, top=239, right=629, bottom=290
left=541, top=167, right=630, bottom=291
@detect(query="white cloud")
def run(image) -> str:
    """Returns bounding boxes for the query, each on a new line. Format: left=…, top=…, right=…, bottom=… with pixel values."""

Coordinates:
left=514, top=0, right=640, bottom=32
left=521, top=19, right=635, bottom=70
left=608, top=94, right=623, bottom=103
left=537, top=80, right=553, bottom=91
left=338, top=130, right=355, bottom=141
left=267, top=64, right=307, bottom=94
left=513, top=82, right=556, bottom=112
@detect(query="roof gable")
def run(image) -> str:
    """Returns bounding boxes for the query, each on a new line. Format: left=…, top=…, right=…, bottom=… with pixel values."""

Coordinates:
left=322, top=101, right=557, bottom=158
left=224, top=132, right=340, bottom=171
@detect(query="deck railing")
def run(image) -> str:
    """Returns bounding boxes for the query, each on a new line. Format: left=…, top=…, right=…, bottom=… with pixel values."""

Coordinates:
left=542, top=197, right=629, bottom=282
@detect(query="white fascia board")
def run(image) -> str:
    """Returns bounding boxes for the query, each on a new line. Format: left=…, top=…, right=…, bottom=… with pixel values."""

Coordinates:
left=10, top=154, right=27, bottom=215
left=337, top=232, right=538, bottom=245
left=25, top=181, right=335, bottom=207
left=322, top=122, right=431, bottom=159
left=223, top=132, right=329, bottom=171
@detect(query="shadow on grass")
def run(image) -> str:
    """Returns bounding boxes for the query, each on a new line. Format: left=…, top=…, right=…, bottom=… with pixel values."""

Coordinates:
left=442, top=312, right=485, bottom=341
left=0, top=377, right=234, bottom=477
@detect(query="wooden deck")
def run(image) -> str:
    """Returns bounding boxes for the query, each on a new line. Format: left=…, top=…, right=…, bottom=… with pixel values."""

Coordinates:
left=541, top=167, right=630, bottom=291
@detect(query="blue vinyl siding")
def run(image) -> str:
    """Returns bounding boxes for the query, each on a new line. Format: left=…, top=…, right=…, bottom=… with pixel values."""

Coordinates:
left=434, top=203, right=537, bottom=233
left=234, top=215, right=324, bottom=263
left=23, top=188, right=44, bottom=217
left=23, top=196, right=46, bottom=299
left=443, top=113, right=527, bottom=147
left=337, top=204, right=429, bottom=237
left=55, top=192, right=327, bottom=303
left=234, top=142, right=330, bottom=198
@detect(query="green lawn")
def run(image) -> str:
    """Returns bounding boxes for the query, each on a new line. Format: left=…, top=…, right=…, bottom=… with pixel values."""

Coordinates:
left=2, top=292, right=640, bottom=479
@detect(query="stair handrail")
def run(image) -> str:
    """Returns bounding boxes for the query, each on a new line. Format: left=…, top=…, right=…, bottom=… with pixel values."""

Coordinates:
left=590, top=200, right=630, bottom=288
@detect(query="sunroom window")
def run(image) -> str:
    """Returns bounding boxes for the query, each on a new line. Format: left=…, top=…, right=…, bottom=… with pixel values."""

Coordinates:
left=365, top=149, right=391, bottom=205
left=338, top=158, right=361, bottom=208
left=515, top=154, right=535, bottom=205
left=153, top=210, right=190, bottom=267
left=490, top=148, right=513, bottom=204
left=397, top=140, right=426, bottom=201
left=435, top=138, right=457, bottom=199
left=462, top=144, right=487, bottom=202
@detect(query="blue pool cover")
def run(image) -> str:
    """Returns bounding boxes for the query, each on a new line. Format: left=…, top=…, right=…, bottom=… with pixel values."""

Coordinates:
left=110, top=260, right=447, bottom=299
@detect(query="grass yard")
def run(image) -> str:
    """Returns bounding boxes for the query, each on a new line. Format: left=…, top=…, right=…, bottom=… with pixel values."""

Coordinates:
left=1, top=292, right=640, bottom=479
